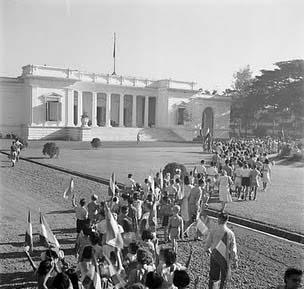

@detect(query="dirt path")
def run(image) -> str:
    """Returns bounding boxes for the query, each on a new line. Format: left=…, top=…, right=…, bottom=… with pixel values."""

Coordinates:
left=0, top=155, right=303, bottom=288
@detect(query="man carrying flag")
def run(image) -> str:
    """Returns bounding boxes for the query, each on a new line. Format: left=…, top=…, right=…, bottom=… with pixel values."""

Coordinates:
left=204, top=212, right=238, bottom=289
left=25, top=209, right=33, bottom=252
left=204, top=128, right=212, bottom=152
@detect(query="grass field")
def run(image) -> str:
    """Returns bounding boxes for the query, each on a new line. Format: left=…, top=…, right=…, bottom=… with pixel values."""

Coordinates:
left=0, top=153, right=303, bottom=289
left=2, top=139, right=303, bottom=234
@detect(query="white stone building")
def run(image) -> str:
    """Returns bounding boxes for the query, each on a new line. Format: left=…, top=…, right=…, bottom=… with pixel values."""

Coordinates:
left=0, top=65, right=231, bottom=141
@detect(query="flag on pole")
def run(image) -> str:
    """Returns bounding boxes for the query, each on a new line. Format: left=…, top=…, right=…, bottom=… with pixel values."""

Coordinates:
left=105, top=205, right=124, bottom=249
left=108, top=263, right=127, bottom=288
left=196, top=218, right=209, bottom=235
left=82, top=261, right=102, bottom=289
left=110, top=172, right=116, bottom=196
left=214, top=232, right=231, bottom=279
left=39, top=212, right=60, bottom=248
left=113, top=32, right=116, bottom=58
left=204, top=127, right=211, bottom=143
left=185, top=249, right=193, bottom=268
left=160, top=168, right=164, bottom=189
left=25, top=210, right=33, bottom=252
left=63, top=177, right=74, bottom=199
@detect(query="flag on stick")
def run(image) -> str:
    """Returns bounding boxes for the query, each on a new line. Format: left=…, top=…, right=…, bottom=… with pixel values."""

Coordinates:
left=110, top=172, right=116, bottom=196
left=82, top=259, right=102, bottom=289
left=39, top=212, right=60, bottom=248
left=185, top=249, right=193, bottom=268
left=25, top=209, right=33, bottom=252
left=214, top=232, right=231, bottom=279
left=105, top=204, right=124, bottom=249
left=196, top=218, right=209, bottom=235
left=63, top=177, right=74, bottom=199
left=160, top=168, right=164, bottom=189
left=113, top=32, right=116, bottom=58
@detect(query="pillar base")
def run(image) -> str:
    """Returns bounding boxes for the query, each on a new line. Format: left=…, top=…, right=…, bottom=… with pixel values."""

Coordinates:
left=79, top=127, right=92, bottom=141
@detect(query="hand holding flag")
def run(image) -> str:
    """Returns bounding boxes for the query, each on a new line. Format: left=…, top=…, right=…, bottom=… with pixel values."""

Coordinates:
left=63, top=177, right=74, bottom=199
left=25, top=209, right=33, bottom=252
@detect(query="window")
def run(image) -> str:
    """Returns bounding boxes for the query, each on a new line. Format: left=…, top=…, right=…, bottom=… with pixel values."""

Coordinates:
left=177, top=107, right=185, bottom=125
left=46, top=101, right=62, bottom=121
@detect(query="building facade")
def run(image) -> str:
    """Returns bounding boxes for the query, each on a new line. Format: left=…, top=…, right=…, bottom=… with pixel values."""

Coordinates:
left=0, top=65, right=231, bottom=141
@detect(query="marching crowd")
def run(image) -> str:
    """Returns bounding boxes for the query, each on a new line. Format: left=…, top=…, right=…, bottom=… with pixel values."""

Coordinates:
left=21, top=136, right=302, bottom=289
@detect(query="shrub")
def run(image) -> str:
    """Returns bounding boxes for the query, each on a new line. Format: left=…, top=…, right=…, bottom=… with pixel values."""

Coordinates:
left=279, top=145, right=292, bottom=157
left=163, top=162, right=187, bottom=180
left=91, top=138, right=102, bottom=149
left=42, top=142, right=60, bottom=158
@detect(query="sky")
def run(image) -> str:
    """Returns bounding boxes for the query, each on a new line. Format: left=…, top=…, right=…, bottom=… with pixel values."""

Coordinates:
left=0, top=0, right=303, bottom=91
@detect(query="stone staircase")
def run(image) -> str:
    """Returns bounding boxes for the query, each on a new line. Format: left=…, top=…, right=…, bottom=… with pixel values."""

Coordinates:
left=90, top=127, right=184, bottom=142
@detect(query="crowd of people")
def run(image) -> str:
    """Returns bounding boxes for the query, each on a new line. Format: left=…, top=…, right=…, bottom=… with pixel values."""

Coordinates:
left=21, top=136, right=302, bottom=289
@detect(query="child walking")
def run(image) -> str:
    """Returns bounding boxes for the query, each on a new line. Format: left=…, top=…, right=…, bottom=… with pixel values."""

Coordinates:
left=168, top=205, right=184, bottom=253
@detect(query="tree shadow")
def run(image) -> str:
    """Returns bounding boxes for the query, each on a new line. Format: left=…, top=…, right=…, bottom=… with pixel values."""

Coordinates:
left=47, top=209, right=75, bottom=215
left=26, top=156, right=50, bottom=160
left=0, top=271, right=36, bottom=289
left=0, top=241, right=25, bottom=247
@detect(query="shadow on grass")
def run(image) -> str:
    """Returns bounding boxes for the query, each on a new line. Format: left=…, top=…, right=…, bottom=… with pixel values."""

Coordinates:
left=47, top=209, right=75, bottom=215
left=26, top=157, right=50, bottom=160
left=0, top=271, right=36, bottom=289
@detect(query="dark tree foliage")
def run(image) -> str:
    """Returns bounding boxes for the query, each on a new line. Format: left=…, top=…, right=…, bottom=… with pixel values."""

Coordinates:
left=163, top=162, right=187, bottom=180
left=245, top=59, right=304, bottom=116
left=91, top=138, right=102, bottom=149
left=42, top=142, right=59, bottom=158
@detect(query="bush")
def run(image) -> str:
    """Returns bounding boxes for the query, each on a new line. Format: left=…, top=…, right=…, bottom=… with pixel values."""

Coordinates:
left=42, top=142, right=59, bottom=158
left=6, top=133, right=11, bottom=139
left=279, top=145, right=292, bottom=157
left=91, top=138, right=102, bottom=149
left=163, top=162, right=187, bottom=180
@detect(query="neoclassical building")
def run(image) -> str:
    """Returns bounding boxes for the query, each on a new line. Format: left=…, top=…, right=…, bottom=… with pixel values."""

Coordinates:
left=0, top=65, right=231, bottom=141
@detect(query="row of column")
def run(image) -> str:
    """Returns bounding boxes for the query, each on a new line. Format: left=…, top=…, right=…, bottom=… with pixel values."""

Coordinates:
left=66, top=89, right=151, bottom=128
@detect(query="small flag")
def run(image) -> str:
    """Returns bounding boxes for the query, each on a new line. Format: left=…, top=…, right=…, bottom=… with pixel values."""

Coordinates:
left=82, top=263, right=102, bottom=289
left=105, top=205, right=124, bottom=249
left=185, top=249, right=193, bottom=268
left=39, top=212, right=60, bottom=248
left=108, top=263, right=126, bottom=288
left=25, top=210, right=33, bottom=252
left=160, top=169, right=164, bottom=189
left=196, top=218, right=209, bottom=235
left=63, top=177, right=74, bottom=199
left=110, top=172, right=116, bottom=196
left=193, top=166, right=198, bottom=176
left=214, top=232, right=231, bottom=279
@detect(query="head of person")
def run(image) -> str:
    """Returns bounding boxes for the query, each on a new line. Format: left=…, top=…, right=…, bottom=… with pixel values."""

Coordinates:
left=156, top=172, right=160, bottom=178
left=284, top=268, right=302, bottom=289
left=129, top=241, right=140, bottom=255
left=79, top=198, right=86, bottom=207
left=144, top=178, right=149, bottom=184
left=145, top=272, right=164, bottom=289
left=198, top=178, right=205, bottom=187
left=91, top=194, right=98, bottom=201
left=147, top=194, right=153, bottom=202
left=264, top=159, right=269, bottom=164
left=173, top=270, right=191, bottom=289
left=133, top=192, right=139, bottom=200
left=121, top=205, right=129, bottom=215
left=163, top=248, right=177, bottom=267
left=218, top=212, right=229, bottom=225
left=81, top=246, right=93, bottom=262
left=90, top=231, right=100, bottom=246
left=128, top=173, right=133, bottom=178
left=137, top=248, right=153, bottom=265
left=172, top=205, right=180, bottom=215
left=82, top=224, right=92, bottom=236
left=37, top=260, right=53, bottom=276
left=52, top=272, right=71, bottom=289
left=201, top=160, right=205, bottom=165
left=184, top=176, right=190, bottom=186
left=142, top=229, right=154, bottom=241
left=175, top=178, right=180, bottom=184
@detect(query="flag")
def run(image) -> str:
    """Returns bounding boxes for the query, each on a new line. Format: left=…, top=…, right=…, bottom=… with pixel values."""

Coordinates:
left=110, top=172, right=115, bottom=196
left=39, top=212, right=60, bottom=248
left=204, top=128, right=211, bottom=143
left=214, top=232, right=231, bottom=279
left=160, top=169, right=164, bottom=189
left=82, top=263, right=102, bottom=289
left=63, top=177, right=74, bottom=199
left=193, top=166, right=198, bottom=176
left=105, top=205, right=124, bottom=249
left=25, top=210, right=33, bottom=252
left=196, top=218, right=209, bottom=235
left=113, top=33, right=116, bottom=58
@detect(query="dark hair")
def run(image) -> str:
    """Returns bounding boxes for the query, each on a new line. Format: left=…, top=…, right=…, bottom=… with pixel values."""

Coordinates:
left=90, top=231, right=100, bottom=245
left=128, top=174, right=133, bottom=178
left=121, top=206, right=129, bottom=214
left=37, top=260, right=52, bottom=275
left=163, top=248, right=176, bottom=266
left=145, top=272, right=164, bottom=289
left=82, top=224, right=92, bottom=236
left=80, top=198, right=86, bottom=206
left=52, top=272, right=71, bottom=289
left=198, top=178, right=205, bottom=186
left=200, top=160, right=205, bottom=164
left=184, top=176, right=190, bottom=185
left=142, top=230, right=153, bottom=241
left=264, top=159, right=269, bottom=164
left=137, top=248, right=153, bottom=265
left=218, top=212, right=229, bottom=223
left=129, top=242, right=140, bottom=254
left=173, top=270, right=190, bottom=288
left=284, top=268, right=303, bottom=283
left=81, top=246, right=93, bottom=261
left=44, top=248, right=59, bottom=260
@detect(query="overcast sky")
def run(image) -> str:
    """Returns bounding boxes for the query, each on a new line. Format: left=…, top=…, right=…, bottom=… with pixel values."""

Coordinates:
left=1, top=0, right=303, bottom=91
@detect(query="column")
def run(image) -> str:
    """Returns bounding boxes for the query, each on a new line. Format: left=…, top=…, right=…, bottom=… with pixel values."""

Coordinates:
left=77, top=91, right=83, bottom=126
left=119, top=94, right=124, bottom=127
left=132, top=95, right=137, bottom=127
left=29, top=85, right=37, bottom=126
left=65, top=89, right=74, bottom=126
left=91, top=92, right=97, bottom=127
left=105, top=93, right=111, bottom=127
left=144, top=96, right=149, bottom=127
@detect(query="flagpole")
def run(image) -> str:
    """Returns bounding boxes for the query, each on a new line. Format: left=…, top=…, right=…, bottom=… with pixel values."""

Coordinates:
left=112, top=32, right=116, bottom=75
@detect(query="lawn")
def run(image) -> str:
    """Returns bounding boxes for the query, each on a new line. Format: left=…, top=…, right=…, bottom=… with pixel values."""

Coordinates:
left=1, top=139, right=303, bottom=234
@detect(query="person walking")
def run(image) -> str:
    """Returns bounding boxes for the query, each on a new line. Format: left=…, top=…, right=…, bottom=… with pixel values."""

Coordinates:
left=218, top=171, right=233, bottom=212
left=205, top=212, right=238, bottom=289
